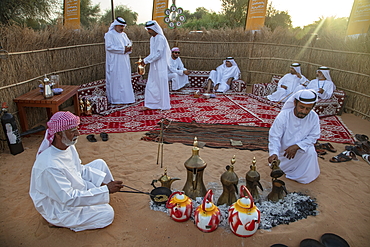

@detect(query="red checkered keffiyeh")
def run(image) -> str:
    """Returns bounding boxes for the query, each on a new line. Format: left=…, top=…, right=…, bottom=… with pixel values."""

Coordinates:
left=37, top=111, right=80, bottom=156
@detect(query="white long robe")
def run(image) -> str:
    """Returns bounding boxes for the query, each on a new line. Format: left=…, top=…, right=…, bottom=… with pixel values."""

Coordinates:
left=143, top=34, right=171, bottom=110
left=168, top=57, right=189, bottom=90
left=269, top=108, right=320, bottom=184
left=305, top=79, right=335, bottom=100
left=267, top=73, right=307, bottom=102
left=209, top=61, right=240, bottom=93
left=29, top=145, right=115, bottom=232
left=105, top=30, right=135, bottom=104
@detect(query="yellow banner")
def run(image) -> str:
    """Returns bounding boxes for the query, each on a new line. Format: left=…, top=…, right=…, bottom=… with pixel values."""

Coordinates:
left=245, top=0, right=268, bottom=31
left=347, top=0, right=370, bottom=36
left=152, top=0, right=169, bottom=28
left=64, top=0, right=81, bottom=29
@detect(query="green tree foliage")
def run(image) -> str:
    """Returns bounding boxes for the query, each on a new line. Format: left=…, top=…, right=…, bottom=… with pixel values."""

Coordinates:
left=0, top=0, right=57, bottom=26
left=80, top=0, right=101, bottom=28
left=182, top=7, right=228, bottom=30
left=221, top=0, right=249, bottom=28
left=100, top=5, right=138, bottom=26
left=265, top=3, right=292, bottom=31
left=304, top=17, right=348, bottom=36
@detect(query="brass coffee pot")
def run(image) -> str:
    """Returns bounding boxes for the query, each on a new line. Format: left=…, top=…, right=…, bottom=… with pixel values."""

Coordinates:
left=217, top=155, right=239, bottom=206
left=182, top=137, right=207, bottom=199
left=136, top=56, right=146, bottom=75
left=246, top=157, right=263, bottom=201
left=270, top=160, right=284, bottom=180
left=152, top=168, right=180, bottom=190
left=267, top=179, right=287, bottom=202
left=268, top=159, right=287, bottom=202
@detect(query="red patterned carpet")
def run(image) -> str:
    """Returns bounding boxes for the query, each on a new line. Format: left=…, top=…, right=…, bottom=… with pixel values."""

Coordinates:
left=79, top=94, right=355, bottom=144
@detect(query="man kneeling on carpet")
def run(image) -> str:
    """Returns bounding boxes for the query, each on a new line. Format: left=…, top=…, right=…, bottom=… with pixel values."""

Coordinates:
left=268, top=89, right=320, bottom=184
left=29, top=111, right=123, bottom=232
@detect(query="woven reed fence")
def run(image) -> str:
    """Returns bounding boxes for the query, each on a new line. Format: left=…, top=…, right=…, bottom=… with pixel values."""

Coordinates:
left=0, top=25, right=369, bottom=151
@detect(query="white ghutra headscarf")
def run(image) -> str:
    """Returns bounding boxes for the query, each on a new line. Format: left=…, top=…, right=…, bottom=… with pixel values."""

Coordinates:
left=145, top=20, right=165, bottom=36
left=218, top=57, right=241, bottom=80
left=282, top=89, right=318, bottom=111
left=290, top=63, right=301, bottom=75
left=317, top=66, right=332, bottom=81
left=108, top=17, right=127, bottom=31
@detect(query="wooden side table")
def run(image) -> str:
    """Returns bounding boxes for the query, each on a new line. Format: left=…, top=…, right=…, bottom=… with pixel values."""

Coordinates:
left=14, top=85, right=81, bottom=132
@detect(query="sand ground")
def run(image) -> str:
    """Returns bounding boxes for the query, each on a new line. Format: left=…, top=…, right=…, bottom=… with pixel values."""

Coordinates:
left=1, top=113, right=369, bottom=247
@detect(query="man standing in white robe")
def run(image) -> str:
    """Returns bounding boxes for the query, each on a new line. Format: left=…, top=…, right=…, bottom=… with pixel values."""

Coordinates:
left=30, top=111, right=123, bottom=232
left=168, top=47, right=191, bottom=91
left=140, top=20, right=171, bottom=110
left=105, top=17, right=135, bottom=105
left=267, top=63, right=308, bottom=102
left=205, top=57, right=241, bottom=93
left=297, top=66, right=335, bottom=100
left=268, top=90, right=321, bottom=184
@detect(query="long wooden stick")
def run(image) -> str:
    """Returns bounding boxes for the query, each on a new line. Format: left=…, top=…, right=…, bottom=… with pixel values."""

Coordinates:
left=156, top=119, right=164, bottom=166
left=269, top=91, right=293, bottom=110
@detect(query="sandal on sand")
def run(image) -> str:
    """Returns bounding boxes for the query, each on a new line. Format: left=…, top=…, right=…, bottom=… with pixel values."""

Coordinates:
left=362, top=154, right=370, bottom=165
left=316, top=149, right=327, bottom=155
left=321, top=143, right=337, bottom=152
left=355, top=134, right=369, bottom=142
left=86, top=134, right=97, bottom=142
left=353, top=143, right=370, bottom=156
left=100, top=132, right=109, bottom=141
left=330, top=151, right=357, bottom=163
left=314, top=142, right=327, bottom=155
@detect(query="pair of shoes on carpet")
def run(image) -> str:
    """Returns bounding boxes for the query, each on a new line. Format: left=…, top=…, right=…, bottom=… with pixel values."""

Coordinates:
left=86, top=133, right=109, bottom=142
left=330, top=150, right=358, bottom=163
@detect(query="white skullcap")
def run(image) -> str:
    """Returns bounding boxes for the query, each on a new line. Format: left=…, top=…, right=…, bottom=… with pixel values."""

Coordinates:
left=171, top=47, right=180, bottom=52
left=282, top=89, right=318, bottom=111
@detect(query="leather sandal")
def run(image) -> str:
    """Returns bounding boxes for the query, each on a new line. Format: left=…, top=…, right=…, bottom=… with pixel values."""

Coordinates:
left=362, top=154, right=370, bottom=165
left=316, top=149, right=327, bottom=155
left=329, top=151, right=356, bottom=163
left=355, top=134, right=369, bottom=142
left=353, top=143, right=370, bottom=156
left=100, top=132, right=109, bottom=141
left=86, top=134, right=97, bottom=142
left=322, top=143, right=337, bottom=152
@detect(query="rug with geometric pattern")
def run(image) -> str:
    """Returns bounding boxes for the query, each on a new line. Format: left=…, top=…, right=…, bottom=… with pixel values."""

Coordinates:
left=79, top=93, right=355, bottom=144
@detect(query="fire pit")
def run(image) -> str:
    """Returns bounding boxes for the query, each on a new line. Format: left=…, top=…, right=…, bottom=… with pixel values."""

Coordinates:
left=150, top=180, right=318, bottom=231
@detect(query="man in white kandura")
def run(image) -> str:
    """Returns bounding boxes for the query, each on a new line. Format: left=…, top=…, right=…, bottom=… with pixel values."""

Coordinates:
left=30, top=111, right=123, bottom=232
left=204, top=57, right=241, bottom=93
left=296, top=66, right=335, bottom=100
left=267, top=63, right=308, bottom=102
left=140, top=20, right=171, bottom=110
left=268, top=89, right=320, bottom=184
left=168, top=47, right=191, bottom=91
left=105, top=17, right=135, bottom=105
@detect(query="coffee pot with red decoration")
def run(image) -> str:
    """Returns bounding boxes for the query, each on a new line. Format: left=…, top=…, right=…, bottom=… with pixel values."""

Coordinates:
left=228, top=185, right=261, bottom=237
left=166, top=191, right=193, bottom=222
left=194, top=189, right=221, bottom=233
